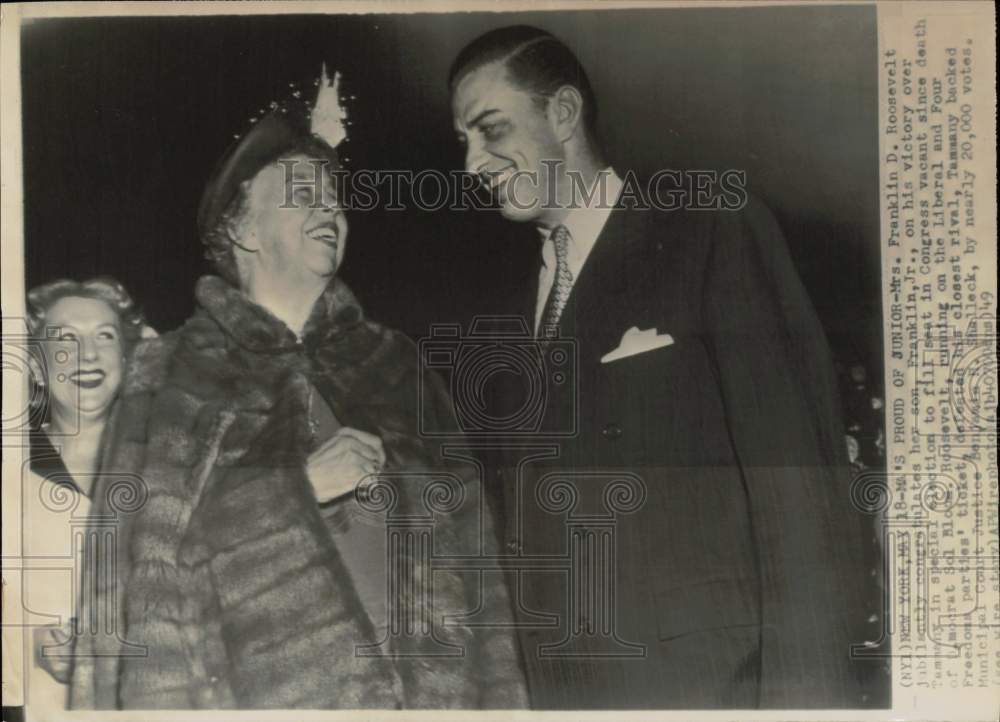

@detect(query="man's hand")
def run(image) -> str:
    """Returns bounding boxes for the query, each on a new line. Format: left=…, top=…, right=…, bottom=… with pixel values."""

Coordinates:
left=33, top=622, right=73, bottom=684
left=306, top=427, right=386, bottom=504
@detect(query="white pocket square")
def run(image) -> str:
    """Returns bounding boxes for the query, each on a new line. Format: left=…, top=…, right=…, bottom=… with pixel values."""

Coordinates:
left=601, top=327, right=674, bottom=363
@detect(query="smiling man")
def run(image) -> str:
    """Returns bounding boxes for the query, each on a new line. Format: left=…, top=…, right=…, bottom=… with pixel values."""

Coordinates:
left=67, top=73, right=526, bottom=710
left=448, top=25, right=887, bottom=710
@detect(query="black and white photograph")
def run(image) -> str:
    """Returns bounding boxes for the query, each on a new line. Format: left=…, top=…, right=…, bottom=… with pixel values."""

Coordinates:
left=1, top=1, right=996, bottom=720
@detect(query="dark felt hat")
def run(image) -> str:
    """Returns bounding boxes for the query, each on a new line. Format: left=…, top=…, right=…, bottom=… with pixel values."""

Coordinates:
left=197, top=68, right=345, bottom=239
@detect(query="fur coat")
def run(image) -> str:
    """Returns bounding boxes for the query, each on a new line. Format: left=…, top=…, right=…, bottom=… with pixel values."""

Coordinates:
left=68, top=275, right=527, bottom=709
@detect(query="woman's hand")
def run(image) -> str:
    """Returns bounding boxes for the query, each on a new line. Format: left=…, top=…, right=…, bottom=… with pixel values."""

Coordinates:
left=33, top=621, right=73, bottom=684
left=306, top=427, right=386, bottom=504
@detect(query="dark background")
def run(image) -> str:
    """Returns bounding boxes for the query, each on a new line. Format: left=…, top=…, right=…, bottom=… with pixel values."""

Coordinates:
left=20, top=4, right=882, bottom=375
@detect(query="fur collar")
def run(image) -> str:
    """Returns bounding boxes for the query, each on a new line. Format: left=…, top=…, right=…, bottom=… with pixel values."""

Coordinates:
left=193, top=274, right=364, bottom=354
left=69, top=274, right=527, bottom=710
left=69, top=274, right=409, bottom=709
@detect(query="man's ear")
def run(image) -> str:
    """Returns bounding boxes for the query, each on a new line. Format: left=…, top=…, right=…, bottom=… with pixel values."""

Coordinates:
left=549, top=85, right=585, bottom=144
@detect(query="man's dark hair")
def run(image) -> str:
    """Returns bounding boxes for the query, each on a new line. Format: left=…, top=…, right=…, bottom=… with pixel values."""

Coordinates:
left=448, top=25, right=600, bottom=145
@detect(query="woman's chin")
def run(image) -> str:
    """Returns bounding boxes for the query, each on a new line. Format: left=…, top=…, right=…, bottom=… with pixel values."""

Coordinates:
left=74, top=399, right=117, bottom=422
left=306, top=258, right=340, bottom=279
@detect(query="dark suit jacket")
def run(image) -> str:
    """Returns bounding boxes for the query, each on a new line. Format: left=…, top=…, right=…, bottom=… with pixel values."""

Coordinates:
left=485, top=196, right=888, bottom=709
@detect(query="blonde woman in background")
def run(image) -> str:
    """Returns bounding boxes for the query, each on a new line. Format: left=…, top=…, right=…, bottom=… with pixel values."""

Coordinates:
left=21, top=277, right=152, bottom=716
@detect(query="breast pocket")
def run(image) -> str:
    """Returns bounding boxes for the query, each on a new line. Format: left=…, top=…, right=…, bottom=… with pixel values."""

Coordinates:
left=600, top=340, right=678, bottom=371
left=595, top=340, right=698, bottom=452
left=598, top=342, right=682, bottom=404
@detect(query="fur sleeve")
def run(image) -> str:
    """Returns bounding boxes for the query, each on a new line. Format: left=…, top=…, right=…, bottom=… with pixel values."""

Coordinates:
left=384, top=333, right=529, bottom=708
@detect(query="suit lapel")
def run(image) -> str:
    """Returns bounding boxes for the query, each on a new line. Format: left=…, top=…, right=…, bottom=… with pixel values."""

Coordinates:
left=557, top=204, right=653, bottom=359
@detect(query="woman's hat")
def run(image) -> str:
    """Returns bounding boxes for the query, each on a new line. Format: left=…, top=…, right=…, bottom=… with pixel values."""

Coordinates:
left=197, top=65, right=348, bottom=239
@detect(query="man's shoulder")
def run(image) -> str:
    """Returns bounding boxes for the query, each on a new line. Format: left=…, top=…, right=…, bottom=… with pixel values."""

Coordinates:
left=614, top=173, right=772, bottom=224
left=612, top=187, right=782, bottom=251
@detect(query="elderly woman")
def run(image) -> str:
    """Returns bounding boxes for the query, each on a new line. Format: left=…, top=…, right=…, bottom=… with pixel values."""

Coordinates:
left=68, top=71, right=526, bottom=710
left=21, top=277, right=149, bottom=716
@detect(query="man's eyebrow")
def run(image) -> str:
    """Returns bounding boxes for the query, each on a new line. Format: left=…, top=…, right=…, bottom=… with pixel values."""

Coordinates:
left=465, top=108, right=501, bottom=128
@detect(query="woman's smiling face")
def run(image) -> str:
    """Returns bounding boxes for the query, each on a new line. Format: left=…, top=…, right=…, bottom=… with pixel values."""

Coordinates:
left=41, top=295, right=124, bottom=422
left=237, top=152, right=348, bottom=283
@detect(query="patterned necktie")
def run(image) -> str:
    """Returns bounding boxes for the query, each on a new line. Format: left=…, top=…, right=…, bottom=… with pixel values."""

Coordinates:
left=538, top=224, right=573, bottom=337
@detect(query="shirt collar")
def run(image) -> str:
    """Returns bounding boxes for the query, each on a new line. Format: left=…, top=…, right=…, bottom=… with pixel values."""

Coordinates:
left=538, top=168, right=623, bottom=270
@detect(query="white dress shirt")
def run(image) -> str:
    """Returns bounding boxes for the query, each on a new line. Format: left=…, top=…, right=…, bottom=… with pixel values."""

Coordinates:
left=535, top=168, right=624, bottom=332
